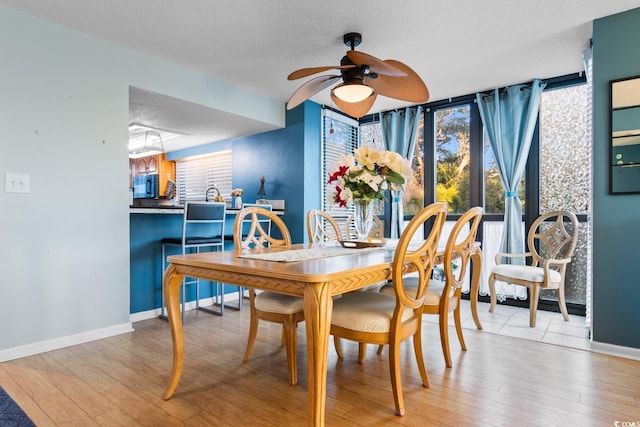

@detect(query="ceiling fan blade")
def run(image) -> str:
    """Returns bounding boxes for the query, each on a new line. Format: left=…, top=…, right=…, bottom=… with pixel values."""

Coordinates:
left=288, top=65, right=356, bottom=80
left=346, top=51, right=407, bottom=77
left=365, top=60, right=429, bottom=103
left=287, top=75, right=341, bottom=110
left=331, top=91, right=377, bottom=118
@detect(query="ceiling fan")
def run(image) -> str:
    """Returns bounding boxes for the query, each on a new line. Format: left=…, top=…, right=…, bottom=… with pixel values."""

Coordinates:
left=286, top=32, right=429, bottom=118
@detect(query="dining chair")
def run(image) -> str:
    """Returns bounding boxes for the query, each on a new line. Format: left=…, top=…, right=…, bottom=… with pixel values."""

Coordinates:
left=306, top=209, right=343, bottom=243
left=234, top=206, right=304, bottom=385
left=230, top=202, right=275, bottom=310
left=330, top=202, right=447, bottom=416
left=488, top=210, right=579, bottom=327
left=381, top=206, right=483, bottom=367
left=335, top=208, right=385, bottom=358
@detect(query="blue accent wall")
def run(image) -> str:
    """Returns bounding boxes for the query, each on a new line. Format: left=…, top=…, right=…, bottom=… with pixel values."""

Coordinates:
left=129, top=100, right=324, bottom=314
left=169, top=100, right=322, bottom=244
left=593, top=7, right=640, bottom=349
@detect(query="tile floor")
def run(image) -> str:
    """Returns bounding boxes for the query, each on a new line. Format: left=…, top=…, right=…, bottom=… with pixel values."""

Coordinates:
left=427, top=299, right=591, bottom=351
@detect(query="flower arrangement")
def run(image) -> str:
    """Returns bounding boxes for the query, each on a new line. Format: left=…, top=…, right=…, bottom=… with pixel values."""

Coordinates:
left=327, top=146, right=413, bottom=207
left=231, top=188, right=244, bottom=197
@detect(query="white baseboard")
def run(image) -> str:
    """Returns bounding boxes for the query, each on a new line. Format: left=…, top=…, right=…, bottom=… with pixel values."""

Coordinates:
left=129, top=293, right=243, bottom=323
left=590, top=341, right=640, bottom=361
left=0, top=322, right=134, bottom=363
left=0, top=292, right=246, bottom=362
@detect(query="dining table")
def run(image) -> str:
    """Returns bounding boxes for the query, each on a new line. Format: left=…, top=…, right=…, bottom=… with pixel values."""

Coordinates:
left=161, top=241, right=483, bottom=426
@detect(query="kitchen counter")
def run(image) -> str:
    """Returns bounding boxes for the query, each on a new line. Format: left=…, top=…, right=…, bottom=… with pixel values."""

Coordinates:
left=129, top=206, right=285, bottom=215
left=129, top=203, right=285, bottom=315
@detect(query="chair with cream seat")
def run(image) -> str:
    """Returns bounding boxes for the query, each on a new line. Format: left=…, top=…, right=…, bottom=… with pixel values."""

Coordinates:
left=160, top=201, right=227, bottom=320
left=488, top=210, right=579, bottom=327
left=306, top=209, right=343, bottom=243
left=330, top=202, right=447, bottom=416
left=231, top=202, right=274, bottom=309
left=234, top=206, right=304, bottom=386
left=381, top=206, right=483, bottom=367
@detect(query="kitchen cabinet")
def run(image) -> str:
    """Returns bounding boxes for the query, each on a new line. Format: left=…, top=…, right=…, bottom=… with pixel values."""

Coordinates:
left=129, top=154, right=175, bottom=196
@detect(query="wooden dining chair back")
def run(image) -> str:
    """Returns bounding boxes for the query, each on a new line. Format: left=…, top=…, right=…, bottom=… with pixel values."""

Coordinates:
left=306, top=209, right=343, bottom=243
left=424, top=206, right=482, bottom=367
left=488, top=210, right=579, bottom=327
left=233, top=203, right=275, bottom=309
left=234, top=207, right=304, bottom=385
left=379, top=207, right=483, bottom=368
left=330, top=202, right=447, bottom=416
left=241, top=202, right=273, bottom=236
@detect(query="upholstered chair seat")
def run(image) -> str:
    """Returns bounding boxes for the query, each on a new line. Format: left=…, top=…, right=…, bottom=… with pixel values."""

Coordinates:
left=254, top=292, right=305, bottom=314
left=331, top=292, right=413, bottom=333
left=491, top=264, right=562, bottom=285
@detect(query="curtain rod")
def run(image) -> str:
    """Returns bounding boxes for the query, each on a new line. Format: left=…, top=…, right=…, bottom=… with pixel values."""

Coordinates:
left=358, top=72, right=586, bottom=124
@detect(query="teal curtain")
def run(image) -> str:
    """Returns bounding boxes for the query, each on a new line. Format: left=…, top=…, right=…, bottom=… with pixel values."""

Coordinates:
left=476, top=79, right=546, bottom=259
left=381, top=106, right=423, bottom=238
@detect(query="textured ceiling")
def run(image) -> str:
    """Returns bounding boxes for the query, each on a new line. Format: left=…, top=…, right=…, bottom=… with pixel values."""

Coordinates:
left=3, top=0, right=640, bottom=151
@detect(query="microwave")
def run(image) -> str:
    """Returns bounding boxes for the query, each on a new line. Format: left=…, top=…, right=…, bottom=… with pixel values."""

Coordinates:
left=133, top=174, right=159, bottom=199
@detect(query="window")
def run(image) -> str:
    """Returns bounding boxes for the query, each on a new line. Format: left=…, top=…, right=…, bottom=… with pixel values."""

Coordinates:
left=434, top=106, right=471, bottom=214
left=538, top=83, right=592, bottom=308
left=175, top=151, right=233, bottom=204
left=358, top=73, right=591, bottom=317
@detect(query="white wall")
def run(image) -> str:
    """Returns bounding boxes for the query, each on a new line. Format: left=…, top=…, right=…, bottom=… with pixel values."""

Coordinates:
left=0, top=6, right=284, bottom=360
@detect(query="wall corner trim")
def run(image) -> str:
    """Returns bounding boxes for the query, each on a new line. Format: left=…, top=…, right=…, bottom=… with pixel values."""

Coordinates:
left=590, top=340, right=640, bottom=361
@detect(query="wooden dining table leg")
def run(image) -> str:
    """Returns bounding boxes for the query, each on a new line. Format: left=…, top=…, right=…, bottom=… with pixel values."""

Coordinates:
left=470, top=249, right=483, bottom=330
left=162, top=264, right=186, bottom=400
left=303, top=282, right=333, bottom=427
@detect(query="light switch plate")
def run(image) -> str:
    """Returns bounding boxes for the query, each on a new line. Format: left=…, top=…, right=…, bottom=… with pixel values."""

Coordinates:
left=5, top=172, right=30, bottom=194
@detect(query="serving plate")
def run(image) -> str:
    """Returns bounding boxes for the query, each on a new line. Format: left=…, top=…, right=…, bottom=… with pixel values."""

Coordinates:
left=339, top=239, right=386, bottom=249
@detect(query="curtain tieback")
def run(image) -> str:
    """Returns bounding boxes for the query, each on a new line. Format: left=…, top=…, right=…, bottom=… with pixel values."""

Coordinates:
left=505, top=190, right=518, bottom=198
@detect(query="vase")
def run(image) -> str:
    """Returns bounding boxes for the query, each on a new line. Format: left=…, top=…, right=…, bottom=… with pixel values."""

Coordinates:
left=353, top=199, right=373, bottom=241
left=234, top=196, right=242, bottom=209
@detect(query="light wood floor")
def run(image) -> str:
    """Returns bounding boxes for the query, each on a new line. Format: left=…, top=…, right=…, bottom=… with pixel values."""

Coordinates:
left=1, top=305, right=639, bottom=426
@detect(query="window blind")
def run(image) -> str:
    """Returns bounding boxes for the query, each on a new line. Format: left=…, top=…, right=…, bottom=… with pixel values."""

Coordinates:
left=321, top=111, right=359, bottom=220
left=175, top=150, right=233, bottom=203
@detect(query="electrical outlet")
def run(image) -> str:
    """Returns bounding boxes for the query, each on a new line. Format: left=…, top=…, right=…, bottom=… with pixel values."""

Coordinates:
left=5, top=172, right=30, bottom=194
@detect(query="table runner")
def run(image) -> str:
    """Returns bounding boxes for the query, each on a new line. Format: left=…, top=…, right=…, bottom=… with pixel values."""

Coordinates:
left=237, top=245, right=384, bottom=262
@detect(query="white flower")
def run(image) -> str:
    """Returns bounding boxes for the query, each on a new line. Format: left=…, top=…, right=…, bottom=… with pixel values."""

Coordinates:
left=360, top=169, right=384, bottom=192
left=354, top=146, right=381, bottom=170
left=327, top=146, right=413, bottom=206
left=340, top=187, right=353, bottom=205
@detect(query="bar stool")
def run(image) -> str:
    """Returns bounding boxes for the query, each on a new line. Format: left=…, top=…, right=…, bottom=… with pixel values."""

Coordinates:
left=160, top=201, right=226, bottom=321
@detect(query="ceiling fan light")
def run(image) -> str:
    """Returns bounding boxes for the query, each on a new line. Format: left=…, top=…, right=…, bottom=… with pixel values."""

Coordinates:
left=332, top=83, right=374, bottom=103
